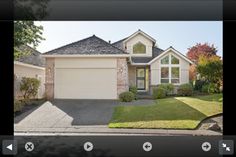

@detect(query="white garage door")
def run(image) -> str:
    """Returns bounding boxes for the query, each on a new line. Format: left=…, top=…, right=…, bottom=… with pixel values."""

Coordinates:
left=54, top=58, right=117, bottom=99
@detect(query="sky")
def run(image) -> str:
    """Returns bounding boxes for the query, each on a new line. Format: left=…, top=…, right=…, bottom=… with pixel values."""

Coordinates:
left=35, top=21, right=222, bottom=56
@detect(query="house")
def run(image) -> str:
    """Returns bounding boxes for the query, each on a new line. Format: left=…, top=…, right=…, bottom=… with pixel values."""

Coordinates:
left=43, top=30, right=193, bottom=100
left=14, top=45, right=45, bottom=99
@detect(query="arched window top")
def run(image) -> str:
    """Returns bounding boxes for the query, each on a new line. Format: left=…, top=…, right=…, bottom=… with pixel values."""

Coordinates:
left=161, top=54, right=180, bottom=65
left=161, top=55, right=169, bottom=64
left=133, top=42, right=146, bottom=54
left=171, top=55, right=179, bottom=64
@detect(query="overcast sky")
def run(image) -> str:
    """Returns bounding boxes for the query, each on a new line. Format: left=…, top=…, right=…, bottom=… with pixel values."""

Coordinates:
left=35, top=21, right=222, bottom=56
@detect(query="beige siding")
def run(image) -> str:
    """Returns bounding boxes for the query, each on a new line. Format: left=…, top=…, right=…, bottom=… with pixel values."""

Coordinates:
left=54, top=58, right=117, bottom=99
left=125, top=34, right=153, bottom=57
left=14, top=64, right=45, bottom=99
left=150, top=51, right=190, bottom=85
left=180, top=58, right=190, bottom=84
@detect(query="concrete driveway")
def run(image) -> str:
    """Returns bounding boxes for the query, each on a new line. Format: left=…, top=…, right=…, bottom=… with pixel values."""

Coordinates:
left=14, top=100, right=123, bottom=128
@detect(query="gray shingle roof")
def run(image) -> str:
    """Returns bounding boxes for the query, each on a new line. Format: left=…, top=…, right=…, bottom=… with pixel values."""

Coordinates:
left=112, top=38, right=127, bottom=50
left=16, top=45, right=45, bottom=67
left=131, top=47, right=164, bottom=63
left=44, top=35, right=127, bottom=55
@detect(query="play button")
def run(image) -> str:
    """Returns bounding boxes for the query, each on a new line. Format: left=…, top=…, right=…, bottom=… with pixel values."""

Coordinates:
left=83, top=142, right=93, bottom=151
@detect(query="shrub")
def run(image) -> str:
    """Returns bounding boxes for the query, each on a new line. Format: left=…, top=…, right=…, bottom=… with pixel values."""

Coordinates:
left=159, top=83, right=174, bottom=95
left=129, top=86, right=138, bottom=100
left=20, top=77, right=40, bottom=100
left=194, top=80, right=207, bottom=91
left=201, top=83, right=219, bottom=94
left=14, top=99, right=23, bottom=113
left=152, top=87, right=166, bottom=99
left=119, top=91, right=135, bottom=102
left=177, top=83, right=193, bottom=96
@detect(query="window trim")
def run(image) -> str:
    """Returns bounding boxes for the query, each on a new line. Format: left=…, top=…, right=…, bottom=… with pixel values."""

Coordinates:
left=160, top=53, right=181, bottom=85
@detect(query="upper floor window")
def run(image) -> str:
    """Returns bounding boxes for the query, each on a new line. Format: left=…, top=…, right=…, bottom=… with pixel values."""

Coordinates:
left=171, top=55, right=179, bottom=64
left=133, top=42, right=146, bottom=54
left=161, top=55, right=169, bottom=64
left=161, top=54, right=179, bottom=65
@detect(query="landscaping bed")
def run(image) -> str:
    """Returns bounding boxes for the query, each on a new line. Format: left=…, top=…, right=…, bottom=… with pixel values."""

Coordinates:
left=109, top=94, right=222, bottom=129
left=14, top=99, right=46, bottom=117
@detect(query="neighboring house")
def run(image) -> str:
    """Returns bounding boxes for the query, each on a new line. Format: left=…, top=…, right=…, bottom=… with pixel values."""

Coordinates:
left=14, top=45, right=45, bottom=99
left=43, top=30, right=193, bottom=100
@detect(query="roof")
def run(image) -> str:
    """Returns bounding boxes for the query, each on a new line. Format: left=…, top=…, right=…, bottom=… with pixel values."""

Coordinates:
left=131, top=47, right=164, bottom=63
left=44, top=35, right=127, bottom=55
left=16, top=45, right=45, bottom=67
left=112, top=38, right=127, bottom=50
left=123, top=29, right=156, bottom=44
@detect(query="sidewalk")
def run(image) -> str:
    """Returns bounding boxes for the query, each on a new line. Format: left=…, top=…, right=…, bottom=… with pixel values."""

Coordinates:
left=14, top=125, right=222, bottom=136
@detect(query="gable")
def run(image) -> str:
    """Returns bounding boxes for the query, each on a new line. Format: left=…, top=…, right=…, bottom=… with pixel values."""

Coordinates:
left=124, top=33, right=153, bottom=57
left=148, top=47, right=193, bottom=65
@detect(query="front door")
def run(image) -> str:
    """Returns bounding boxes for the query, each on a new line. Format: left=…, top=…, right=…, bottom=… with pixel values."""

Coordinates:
left=136, top=68, right=146, bottom=90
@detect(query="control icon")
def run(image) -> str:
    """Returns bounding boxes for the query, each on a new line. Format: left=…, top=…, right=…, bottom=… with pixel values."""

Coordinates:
left=84, top=142, right=93, bottom=151
left=219, top=140, right=234, bottom=155
left=2, top=140, right=17, bottom=155
left=201, top=142, right=211, bottom=152
left=25, top=142, right=34, bottom=152
left=143, top=142, right=152, bottom=152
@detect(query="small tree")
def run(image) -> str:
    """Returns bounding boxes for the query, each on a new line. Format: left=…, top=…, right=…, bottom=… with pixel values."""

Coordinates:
left=197, top=55, right=222, bottom=85
left=20, top=77, right=40, bottom=100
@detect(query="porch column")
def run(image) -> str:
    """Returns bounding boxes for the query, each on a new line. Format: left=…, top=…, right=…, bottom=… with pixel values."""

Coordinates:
left=45, top=58, right=54, bottom=100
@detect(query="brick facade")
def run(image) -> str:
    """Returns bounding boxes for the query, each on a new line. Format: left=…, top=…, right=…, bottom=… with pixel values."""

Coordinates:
left=45, top=58, right=55, bottom=100
left=117, top=58, right=129, bottom=97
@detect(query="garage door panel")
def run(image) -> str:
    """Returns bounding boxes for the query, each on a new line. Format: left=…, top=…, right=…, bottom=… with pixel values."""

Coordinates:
left=55, top=68, right=117, bottom=99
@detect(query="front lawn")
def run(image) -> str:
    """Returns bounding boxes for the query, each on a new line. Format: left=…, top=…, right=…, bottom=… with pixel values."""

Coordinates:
left=109, top=94, right=222, bottom=129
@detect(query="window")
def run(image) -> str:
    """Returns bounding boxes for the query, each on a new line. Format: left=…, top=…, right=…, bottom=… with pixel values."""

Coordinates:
left=171, top=67, right=180, bottom=83
left=161, top=56, right=169, bottom=64
left=171, top=55, right=179, bottom=64
left=161, top=67, right=169, bottom=83
left=133, top=42, right=146, bottom=54
left=160, top=54, right=180, bottom=84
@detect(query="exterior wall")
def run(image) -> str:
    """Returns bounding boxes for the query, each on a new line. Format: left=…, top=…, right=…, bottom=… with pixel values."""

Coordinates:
left=14, top=63, right=45, bottom=99
left=117, top=58, right=129, bottom=96
left=180, top=59, right=190, bottom=84
left=55, top=58, right=116, bottom=68
left=45, top=58, right=55, bottom=100
left=45, top=57, right=128, bottom=99
left=150, top=50, right=190, bottom=86
left=125, top=34, right=153, bottom=57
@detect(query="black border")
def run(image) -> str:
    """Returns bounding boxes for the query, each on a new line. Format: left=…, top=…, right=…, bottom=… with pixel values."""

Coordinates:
left=0, top=21, right=14, bottom=135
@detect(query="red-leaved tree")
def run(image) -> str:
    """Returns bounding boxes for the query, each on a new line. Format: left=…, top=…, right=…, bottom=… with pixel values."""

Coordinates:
left=187, top=43, right=217, bottom=64
left=187, top=43, right=218, bottom=81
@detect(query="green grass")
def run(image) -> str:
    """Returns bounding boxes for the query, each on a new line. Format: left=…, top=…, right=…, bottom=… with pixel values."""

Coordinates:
left=109, top=94, right=222, bottom=129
